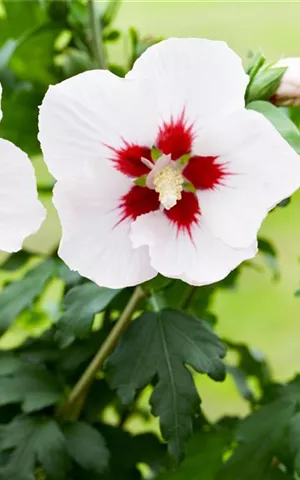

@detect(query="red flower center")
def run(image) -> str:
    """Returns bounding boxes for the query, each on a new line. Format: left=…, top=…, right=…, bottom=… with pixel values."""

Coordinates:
left=108, top=112, right=228, bottom=234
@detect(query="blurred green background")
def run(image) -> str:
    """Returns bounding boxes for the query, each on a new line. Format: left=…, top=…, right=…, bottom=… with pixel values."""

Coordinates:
left=110, top=0, right=300, bottom=422
left=4, top=0, right=300, bottom=424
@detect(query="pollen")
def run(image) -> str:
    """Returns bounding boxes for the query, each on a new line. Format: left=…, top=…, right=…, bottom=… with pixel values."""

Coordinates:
left=153, top=165, right=184, bottom=210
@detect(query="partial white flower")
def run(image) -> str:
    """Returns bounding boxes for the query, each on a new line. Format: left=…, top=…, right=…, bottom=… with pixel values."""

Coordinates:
left=38, top=38, right=300, bottom=288
left=273, top=57, right=300, bottom=106
left=0, top=84, right=45, bottom=252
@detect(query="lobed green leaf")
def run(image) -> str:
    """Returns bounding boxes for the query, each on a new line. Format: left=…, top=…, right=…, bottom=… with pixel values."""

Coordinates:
left=107, top=309, right=226, bottom=460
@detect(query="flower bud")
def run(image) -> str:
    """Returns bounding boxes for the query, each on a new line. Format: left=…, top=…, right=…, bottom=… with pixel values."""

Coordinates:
left=273, top=57, right=300, bottom=106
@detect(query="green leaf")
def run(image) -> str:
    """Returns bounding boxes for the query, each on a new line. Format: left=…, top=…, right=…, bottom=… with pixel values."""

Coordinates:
left=64, top=422, right=109, bottom=474
left=287, top=410, right=300, bottom=471
left=266, top=470, right=295, bottom=480
left=103, top=29, right=121, bottom=42
left=247, top=101, right=300, bottom=153
left=0, top=251, right=31, bottom=271
left=0, top=2, right=45, bottom=48
left=246, top=66, right=286, bottom=103
left=226, top=340, right=272, bottom=393
left=0, top=415, right=69, bottom=480
left=82, top=379, right=116, bottom=422
left=0, top=363, right=62, bottom=412
left=258, top=238, right=279, bottom=279
left=218, top=396, right=297, bottom=480
left=58, top=282, right=120, bottom=339
left=157, top=427, right=232, bottom=480
left=58, top=263, right=82, bottom=288
left=0, top=353, right=24, bottom=375
left=227, top=365, right=254, bottom=402
left=55, top=47, right=94, bottom=80
left=101, top=0, right=121, bottom=28
left=245, top=52, right=266, bottom=79
left=48, top=0, right=70, bottom=23
left=0, top=259, right=56, bottom=331
left=0, top=83, right=44, bottom=156
left=99, top=424, right=166, bottom=479
left=108, top=63, right=126, bottom=78
left=10, top=24, right=63, bottom=86
left=107, top=309, right=226, bottom=459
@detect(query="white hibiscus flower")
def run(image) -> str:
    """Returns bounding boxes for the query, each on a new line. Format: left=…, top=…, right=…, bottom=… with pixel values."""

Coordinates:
left=38, top=38, right=300, bottom=288
left=0, top=83, right=45, bottom=252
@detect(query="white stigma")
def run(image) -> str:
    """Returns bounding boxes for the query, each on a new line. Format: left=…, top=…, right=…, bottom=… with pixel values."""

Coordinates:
left=153, top=164, right=184, bottom=210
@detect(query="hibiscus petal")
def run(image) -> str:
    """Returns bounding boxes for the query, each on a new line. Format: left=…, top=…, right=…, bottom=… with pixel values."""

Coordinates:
left=195, top=108, right=300, bottom=248
left=38, top=70, right=159, bottom=181
left=54, top=162, right=156, bottom=289
left=0, top=139, right=45, bottom=252
left=130, top=211, right=257, bottom=285
left=127, top=38, right=248, bottom=130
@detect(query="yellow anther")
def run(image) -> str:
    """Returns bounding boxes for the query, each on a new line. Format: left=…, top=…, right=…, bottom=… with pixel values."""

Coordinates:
left=153, top=165, right=184, bottom=210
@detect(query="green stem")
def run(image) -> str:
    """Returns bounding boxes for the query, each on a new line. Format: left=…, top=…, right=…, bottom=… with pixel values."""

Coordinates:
left=38, top=185, right=54, bottom=195
left=179, top=285, right=197, bottom=310
left=57, top=285, right=146, bottom=420
left=87, top=0, right=107, bottom=69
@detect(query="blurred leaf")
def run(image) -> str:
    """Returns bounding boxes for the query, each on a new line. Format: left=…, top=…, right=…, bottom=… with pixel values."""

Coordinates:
left=157, top=427, right=232, bottom=480
left=0, top=83, right=44, bottom=156
left=130, top=433, right=166, bottom=472
left=0, top=259, right=56, bottom=331
left=48, top=0, right=70, bottom=23
left=98, top=424, right=165, bottom=479
left=55, top=47, right=94, bottom=79
left=258, top=238, right=279, bottom=279
left=227, top=365, right=254, bottom=403
left=187, top=285, right=215, bottom=317
left=54, top=29, right=72, bottom=51
left=246, top=66, right=286, bottom=103
left=0, top=353, right=24, bottom=375
left=58, top=331, right=106, bottom=373
left=58, top=282, right=120, bottom=339
left=0, top=362, right=62, bottom=412
left=0, top=415, right=68, bottom=480
left=227, top=340, right=272, bottom=393
left=0, top=1, right=45, bottom=48
left=147, top=275, right=173, bottom=293
left=10, top=23, right=62, bottom=86
left=103, top=29, right=121, bottom=42
left=64, top=422, right=109, bottom=474
left=107, top=309, right=226, bottom=460
left=128, top=27, right=163, bottom=68
left=83, top=379, right=115, bottom=422
left=247, top=101, right=300, bottom=153
left=58, top=263, right=82, bottom=289
left=287, top=410, right=300, bottom=471
left=67, top=0, right=89, bottom=29
left=108, top=63, right=126, bottom=77
left=266, top=471, right=295, bottom=480
left=101, top=0, right=121, bottom=28
left=0, top=251, right=31, bottom=271
left=0, top=309, right=52, bottom=350
left=163, top=280, right=189, bottom=309
left=218, top=377, right=300, bottom=480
